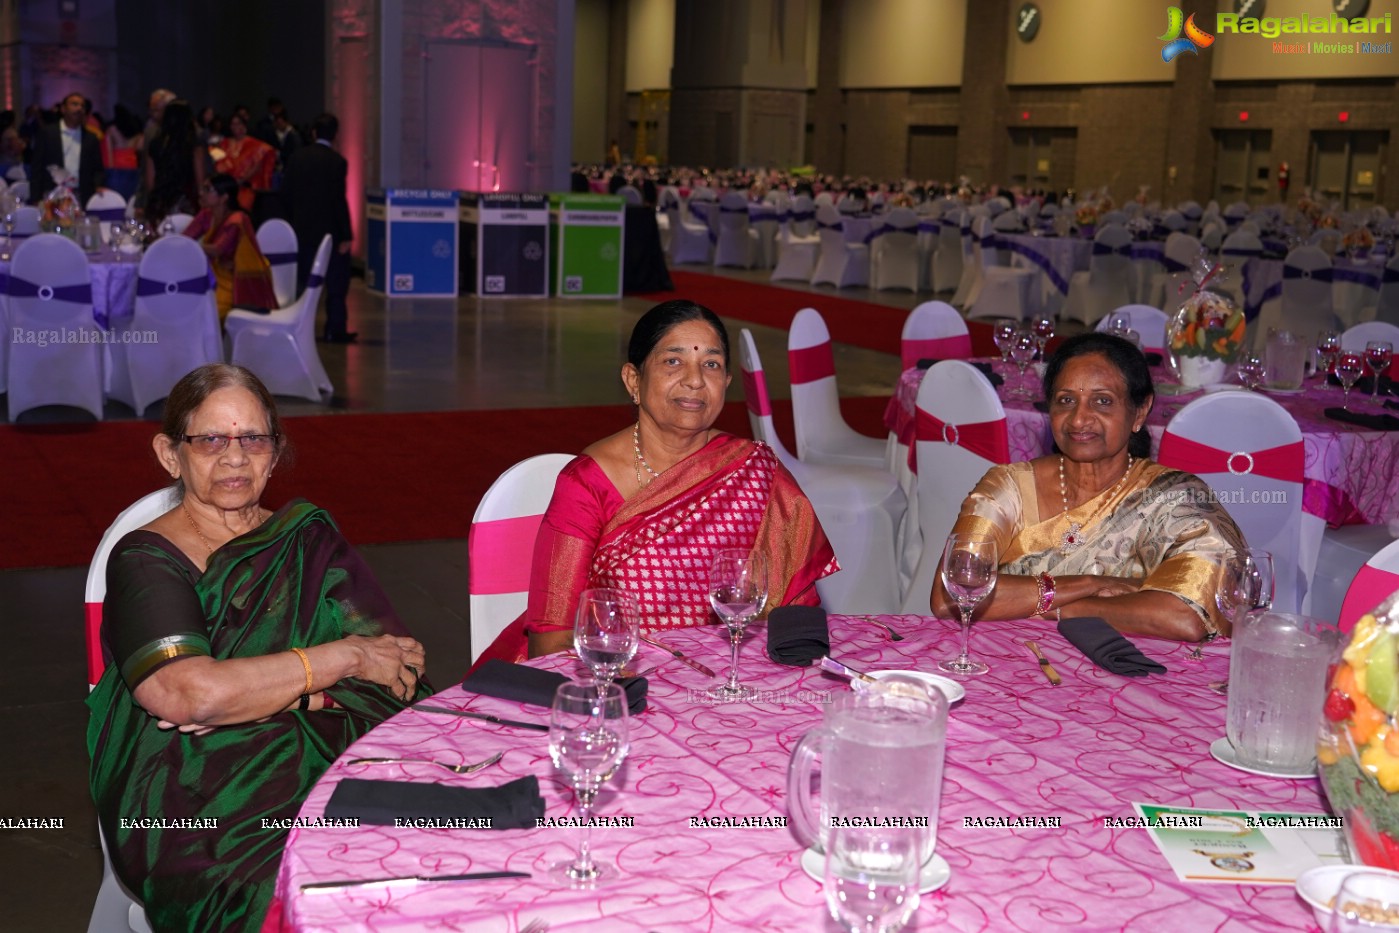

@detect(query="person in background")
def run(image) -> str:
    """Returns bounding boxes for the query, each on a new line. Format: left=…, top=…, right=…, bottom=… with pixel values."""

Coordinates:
left=30, top=92, right=101, bottom=204
left=0, top=126, right=27, bottom=183
left=214, top=111, right=275, bottom=215
left=144, top=99, right=207, bottom=229
left=134, top=88, right=176, bottom=212
left=183, top=173, right=278, bottom=322
left=281, top=112, right=353, bottom=342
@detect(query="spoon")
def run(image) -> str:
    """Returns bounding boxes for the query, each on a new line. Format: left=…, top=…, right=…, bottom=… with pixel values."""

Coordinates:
left=860, top=616, right=905, bottom=642
left=346, top=750, right=505, bottom=775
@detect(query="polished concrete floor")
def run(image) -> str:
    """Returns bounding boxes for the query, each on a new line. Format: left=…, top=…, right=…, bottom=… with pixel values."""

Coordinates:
left=1, top=263, right=979, bottom=931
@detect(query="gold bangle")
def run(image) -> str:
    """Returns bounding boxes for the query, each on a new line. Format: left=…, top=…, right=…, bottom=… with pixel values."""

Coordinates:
left=291, top=647, right=313, bottom=695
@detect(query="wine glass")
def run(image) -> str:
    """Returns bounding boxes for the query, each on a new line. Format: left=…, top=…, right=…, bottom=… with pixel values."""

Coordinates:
left=1336, top=352, right=1366, bottom=411
left=706, top=549, right=768, bottom=702
left=1235, top=355, right=1264, bottom=391
left=1316, top=330, right=1342, bottom=387
left=1106, top=312, right=1132, bottom=337
left=824, top=819, right=924, bottom=933
left=937, top=533, right=998, bottom=677
left=1330, top=869, right=1399, bottom=933
left=991, top=319, right=1017, bottom=371
left=573, top=588, right=640, bottom=694
left=1031, top=315, right=1056, bottom=359
left=1215, top=548, right=1275, bottom=629
left=1364, top=340, right=1393, bottom=402
left=548, top=680, right=630, bottom=886
left=1008, top=329, right=1038, bottom=400
left=0, top=210, right=14, bottom=260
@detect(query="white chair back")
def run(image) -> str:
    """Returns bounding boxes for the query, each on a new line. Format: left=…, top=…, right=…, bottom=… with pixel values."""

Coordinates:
left=85, top=190, right=128, bottom=238
left=617, top=185, right=642, bottom=206
left=468, top=454, right=575, bottom=664
left=1340, top=538, right=1399, bottom=633
left=901, top=301, right=970, bottom=369
left=714, top=191, right=755, bottom=268
left=256, top=219, right=299, bottom=308
left=13, top=204, right=40, bottom=235
left=810, top=205, right=869, bottom=289
left=1065, top=223, right=1133, bottom=325
left=163, top=212, right=194, bottom=235
left=1341, top=320, right=1399, bottom=353
left=788, top=194, right=816, bottom=238
left=870, top=207, right=919, bottom=292
left=1372, top=254, right=1399, bottom=328
left=933, top=208, right=964, bottom=294
left=787, top=307, right=887, bottom=468
left=9, top=179, right=29, bottom=203
left=1281, top=245, right=1338, bottom=335
left=1094, top=303, right=1169, bottom=354
left=1158, top=393, right=1306, bottom=612
left=226, top=234, right=333, bottom=401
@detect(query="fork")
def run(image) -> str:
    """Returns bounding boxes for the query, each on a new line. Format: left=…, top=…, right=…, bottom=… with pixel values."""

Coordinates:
left=520, top=920, right=550, bottom=933
left=859, top=616, right=905, bottom=642
left=346, top=750, right=505, bottom=775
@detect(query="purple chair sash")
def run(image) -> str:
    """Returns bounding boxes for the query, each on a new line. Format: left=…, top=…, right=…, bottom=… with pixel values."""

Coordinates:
left=89, top=208, right=126, bottom=222
left=136, top=274, right=211, bottom=297
left=306, top=273, right=324, bottom=288
left=1091, top=242, right=1132, bottom=256
left=263, top=250, right=297, bottom=266
left=5, top=273, right=93, bottom=304
left=1283, top=265, right=1335, bottom=283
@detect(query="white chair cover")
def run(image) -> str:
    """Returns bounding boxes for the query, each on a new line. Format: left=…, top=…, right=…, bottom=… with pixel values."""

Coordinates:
left=901, top=301, right=971, bottom=369
left=107, top=237, right=222, bottom=416
left=6, top=233, right=103, bottom=420
left=225, top=234, right=333, bottom=402
left=468, top=453, right=574, bottom=664
left=966, top=215, right=1035, bottom=322
left=9, top=179, right=29, bottom=203
left=932, top=208, right=964, bottom=295
left=714, top=192, right=758, bottom=269
left=1158, top=393, right=1307, bottom=612
left=771, top=195, right=820, bottom=283
left=1148, top=232, right=1202, bottom=311
left=1093, top=303, right=1168, bottom=354
left=163, top=213, right=194, bottom=235
left=13, top=205, right=40, bottom=235
left=663, top=202, right=711, bottom=266
left=739, top=329, right=904, bottom=613
left=810, top=205, right=869, bottom=289
left=1341, top=320, right=1399, bottom=353
left=869, top=207, right=919, bottom=292
left=1063, top=224, right=1134, bottom=326
left=901, top=360, right=1009, bottom=613
left=1339, top=537, right=1399, bottom=633
left=256, top=218, right=299, bottom=308
left=1264, top=245, right=1338, bottom=340
left=1368, top=254, right=1399, bottom=327
left=787, top=307, right=888, bottom=469
left=1218, top=230, right=1262, bottom=312
left=617, top=185, right=642, bottom=206
left=85, top=190, right=128, bottom=241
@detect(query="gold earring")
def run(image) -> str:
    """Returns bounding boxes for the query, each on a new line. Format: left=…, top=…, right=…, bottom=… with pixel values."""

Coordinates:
left=632, top=395, right=639, bottom=405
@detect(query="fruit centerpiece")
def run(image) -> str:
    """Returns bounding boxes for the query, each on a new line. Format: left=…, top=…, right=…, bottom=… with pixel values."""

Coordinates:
left=1319, top=591, right=1399, bottom=869
left=1165, top=277, right=1246, bottom=389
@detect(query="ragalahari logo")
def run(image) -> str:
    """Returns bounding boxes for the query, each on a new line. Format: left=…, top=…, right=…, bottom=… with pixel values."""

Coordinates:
left=1160, top=6, right=1215, bottom=61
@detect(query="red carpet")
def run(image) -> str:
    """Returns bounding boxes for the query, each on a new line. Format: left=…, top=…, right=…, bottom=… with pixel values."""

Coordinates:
left=641, top=270, right=1003, bottom=357
left=2, top=397, right=892, bottom=570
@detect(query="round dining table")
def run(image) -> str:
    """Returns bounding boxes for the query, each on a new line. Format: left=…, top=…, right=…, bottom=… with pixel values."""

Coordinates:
left=267, top=615, right=1327, bottom=932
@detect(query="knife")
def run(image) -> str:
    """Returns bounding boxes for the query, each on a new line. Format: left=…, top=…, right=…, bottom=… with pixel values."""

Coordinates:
left=302, top=870, right=530, bottom=893
left=639, top=634, right=716, bottom=677
left=1023, top=640, right=1062, bottom=686
left=412, top=706, right=549, bottom=731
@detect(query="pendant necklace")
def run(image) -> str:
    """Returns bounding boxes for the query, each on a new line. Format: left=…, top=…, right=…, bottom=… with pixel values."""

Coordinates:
left=633, top=423, right=662, bottom=489
left=1058, top=454, right=1133, bottom=554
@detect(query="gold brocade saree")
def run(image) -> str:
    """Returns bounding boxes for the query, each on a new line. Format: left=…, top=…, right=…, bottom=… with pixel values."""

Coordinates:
left=951, top=459, right=1246, bottom=634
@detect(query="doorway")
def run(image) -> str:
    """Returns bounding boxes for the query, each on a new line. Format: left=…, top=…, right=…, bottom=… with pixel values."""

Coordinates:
left=1309, top=131, right=1388, bottom=210
left=423, top=39, right=535, bottom=193
left=1006, top=128, right=1076, bottom=194
left=1213, top=130, right=1273, bottom=207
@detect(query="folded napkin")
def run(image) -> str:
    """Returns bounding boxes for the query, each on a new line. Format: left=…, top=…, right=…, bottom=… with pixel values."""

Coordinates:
left=916, top=358, right=1004, bottom=387
left=324, top=775, right=544, bottom=828
left=1328, top=372, right=1395, bottom=396
left=462, top=659, right=648, bottom=713
left=1032, top=401, right=1049, bottom=413
left=766, top=605, right=829, bottom=666
left=1144, top=352, right=1164, bottom=367
left=1323, top=407, right=1399, bottom=431
left=1057, top=617, right=1166, bottom=677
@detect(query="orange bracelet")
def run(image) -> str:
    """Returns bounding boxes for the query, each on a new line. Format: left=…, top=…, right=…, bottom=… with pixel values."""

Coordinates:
left=290, top=647, right=313, bottom=695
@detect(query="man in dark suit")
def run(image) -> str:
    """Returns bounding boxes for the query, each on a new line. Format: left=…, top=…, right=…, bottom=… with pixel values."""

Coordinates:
left=30, top=92, right=102, bottom=204
left=282, top=112, right=355, bottom=342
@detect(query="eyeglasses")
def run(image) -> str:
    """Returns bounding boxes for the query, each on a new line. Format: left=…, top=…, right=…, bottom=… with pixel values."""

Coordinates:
left=181, top=434, right=278, bottom=455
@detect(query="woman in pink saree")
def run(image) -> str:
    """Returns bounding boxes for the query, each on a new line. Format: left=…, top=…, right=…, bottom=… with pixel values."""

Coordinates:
left=478, top=300, right=838, bottom=663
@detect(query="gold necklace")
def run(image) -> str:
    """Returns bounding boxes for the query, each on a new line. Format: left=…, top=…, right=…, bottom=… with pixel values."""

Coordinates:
left=181, top=503, right=216, bottom=554
left=633, top=423, right=662, bottom=488
left=1057, top=454, right=1133, bottom=553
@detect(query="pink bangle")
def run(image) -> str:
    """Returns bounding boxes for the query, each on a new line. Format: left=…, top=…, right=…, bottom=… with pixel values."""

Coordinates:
left=1035, top=572, right=1057, bottom=617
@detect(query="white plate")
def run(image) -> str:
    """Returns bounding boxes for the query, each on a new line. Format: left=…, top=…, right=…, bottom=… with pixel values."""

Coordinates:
left=1297, top=865, right=1399, bottom=930
left=1208, top=737, right=1316, bottom=779
left=1262, top=385, right=1306, bottom=395
left=1202, top=382, right=1246, bottom=393
left=801, top=846, right=951, bottom=894
left=867, top=669, right=966, bottom=704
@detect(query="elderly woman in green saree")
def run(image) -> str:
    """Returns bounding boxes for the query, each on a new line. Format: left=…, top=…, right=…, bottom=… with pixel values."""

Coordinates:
left=932, top=332, right=1246, bottom=642
left=86, top=363, right=430, bottom=931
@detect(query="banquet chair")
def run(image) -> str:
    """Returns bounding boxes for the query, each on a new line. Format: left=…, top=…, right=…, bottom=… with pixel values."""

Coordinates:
left=750, top=206, right=781, bottom=269
left=163, top=212, right=194, bottom=235
left=966, top=215, right=1036, bottom=322
left=1218, top=230, right=1262, bottom=313
left=1100, top=210, right=1128, bottom=227
left=468, top=453, right=575, bottom=664
left=869, top=207, right=920, bottom=292
left=1093, top=304, right=1168, bottom=354
left=9, top=179, right=29, bottom=203
left=1341, top=320, right=1399, bottom=355
left=226, top=234, right=333, bottom=402
left=6, top=233, right=103, bottom=421
left=788, top=307, right=889, bottom=469
left=1222, top=202, right=1249, bottom=226
left=617, top=185, right=642, bottom=206
left=1158, top=392, right=1307, bottom=613
left=107, top=236, right=222, bottom=416
left=13, top=204, right=40, bottom=236
left=901, top=360, right=1010, bottom=613
left=901, top=301, right=971, bottom=370
left=932, top=209, right=964, bottom=294
left=771, top=194, right=820, bottom=282
left=1148, top=232, right=1202, bottom=311
left=813, top=191, right=835, bottom=208
left=1261, top=245, right=1338, bottom=342
left=1366, top=254, right=1399, bottom=327
left=990, top=209, right=1024, bottom=234
left=950, top=213, right=981, bottom=309
left=256, top=218, right=299, bottom=308
left=1063, top=224, right=1134, bottom=326
left=810, top=204, right=869, bottom=289
left=86, top=190, right=128, bottom=240
left=663, top=201, right=711, bottom=266
left=85, top=487, right=176, bottom=933
left=1200, top=222, right=1224, bottom=253
left=1338, top=537, right=1399, bottom=633
left=714, top=191, right=759, bottom=268
left=739, top=329, right=903, bottom=613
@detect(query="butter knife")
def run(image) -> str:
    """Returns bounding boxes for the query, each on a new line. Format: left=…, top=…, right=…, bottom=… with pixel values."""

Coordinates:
left=302, top=870, right=530, bottom=893
left=639, top=634, right=716, bottom=677
left=1023, top=640, right=1062, bottom=686
left=412, top=706, right=549, bottom=731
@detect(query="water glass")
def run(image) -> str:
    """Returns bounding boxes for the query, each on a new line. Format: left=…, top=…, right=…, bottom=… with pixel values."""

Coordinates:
left=1031, top=315, right=1056, bottom=359
left=548, top=680, right=630, bottom=886
left=706, top=549, right=768, bottom=702
left=824, top=819, right=924, bottom=933
left=937, top=533, right=998, bottom=676
left=1337, top=352, right=1366, bottom=410
left=1316, top=331, right=1342, bottom=386
left=1264, top=330, right=1308, bottom=390
left=991, top=319, right=1017, bottom=369
left=1330, top=869, right=1399, bottom=932
left=574, top=588, right=640, bottom=692
left=1235, top=355, right=1265, bottom=391
left=1365, top=341, right=1393, bottom=402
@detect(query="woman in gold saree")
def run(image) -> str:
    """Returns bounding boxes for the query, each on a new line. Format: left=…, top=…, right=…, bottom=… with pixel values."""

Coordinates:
left=183, top=172, right=278, bottom=322
left=476, top=300, right=838, bottom=664
left=212, top=112, right=275, bottom=213
left=933, top=332, right=1245, bottom=642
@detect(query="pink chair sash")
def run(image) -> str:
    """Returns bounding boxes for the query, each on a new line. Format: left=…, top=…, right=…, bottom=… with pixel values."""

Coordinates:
left=910, top=409, right=1010, bottom=474
left=1340, top=567, right=1399, bottom=633
left=788, top=343, right=836, bottom=384
left=901, top=335, right=973, bottom=369
left=1157, top=434, right=1304, bottom=483
left=85, top=602, right=104, bottom=686
left=741, top=369, right=772, bottom=417
left=468, top=515, right=545, bottom=595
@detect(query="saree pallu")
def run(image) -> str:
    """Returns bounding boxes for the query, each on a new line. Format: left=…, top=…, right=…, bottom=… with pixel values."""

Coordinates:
left=86, top=500, right=430, bottom=932
left=952, top=460, right=1247, bottom=634
left=197, top=210, right=277, bottom=320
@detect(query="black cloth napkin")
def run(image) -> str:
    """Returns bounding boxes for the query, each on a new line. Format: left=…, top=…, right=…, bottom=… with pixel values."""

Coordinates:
left=1033, top=400, right=1049, bottom=412
left=323, top=775, right=544, bottom=828
left=1057, top=617, right=1167, bottom=677
left=1323, top=407, right=1399, bottom=431
left=766, top=605, right=829, bottom=666
left=916, top=358, right=1004, bottom=387
left=461, top=659, right=648, bottom=714
left=1144, top=352, right=1163, bottom=367
left=1328, top=372, right=1395, bottom=396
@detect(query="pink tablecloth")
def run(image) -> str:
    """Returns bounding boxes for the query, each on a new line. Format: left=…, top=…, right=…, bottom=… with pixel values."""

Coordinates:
left=270, top=616, right=1325, bottom=931
left=886, top=362, right=1399, bottom=527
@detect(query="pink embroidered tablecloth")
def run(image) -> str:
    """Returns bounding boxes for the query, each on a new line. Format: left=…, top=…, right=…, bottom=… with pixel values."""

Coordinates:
left=886, top=362, right=1399, bottom=527
left=270, top=616, right=1326, bottom=932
